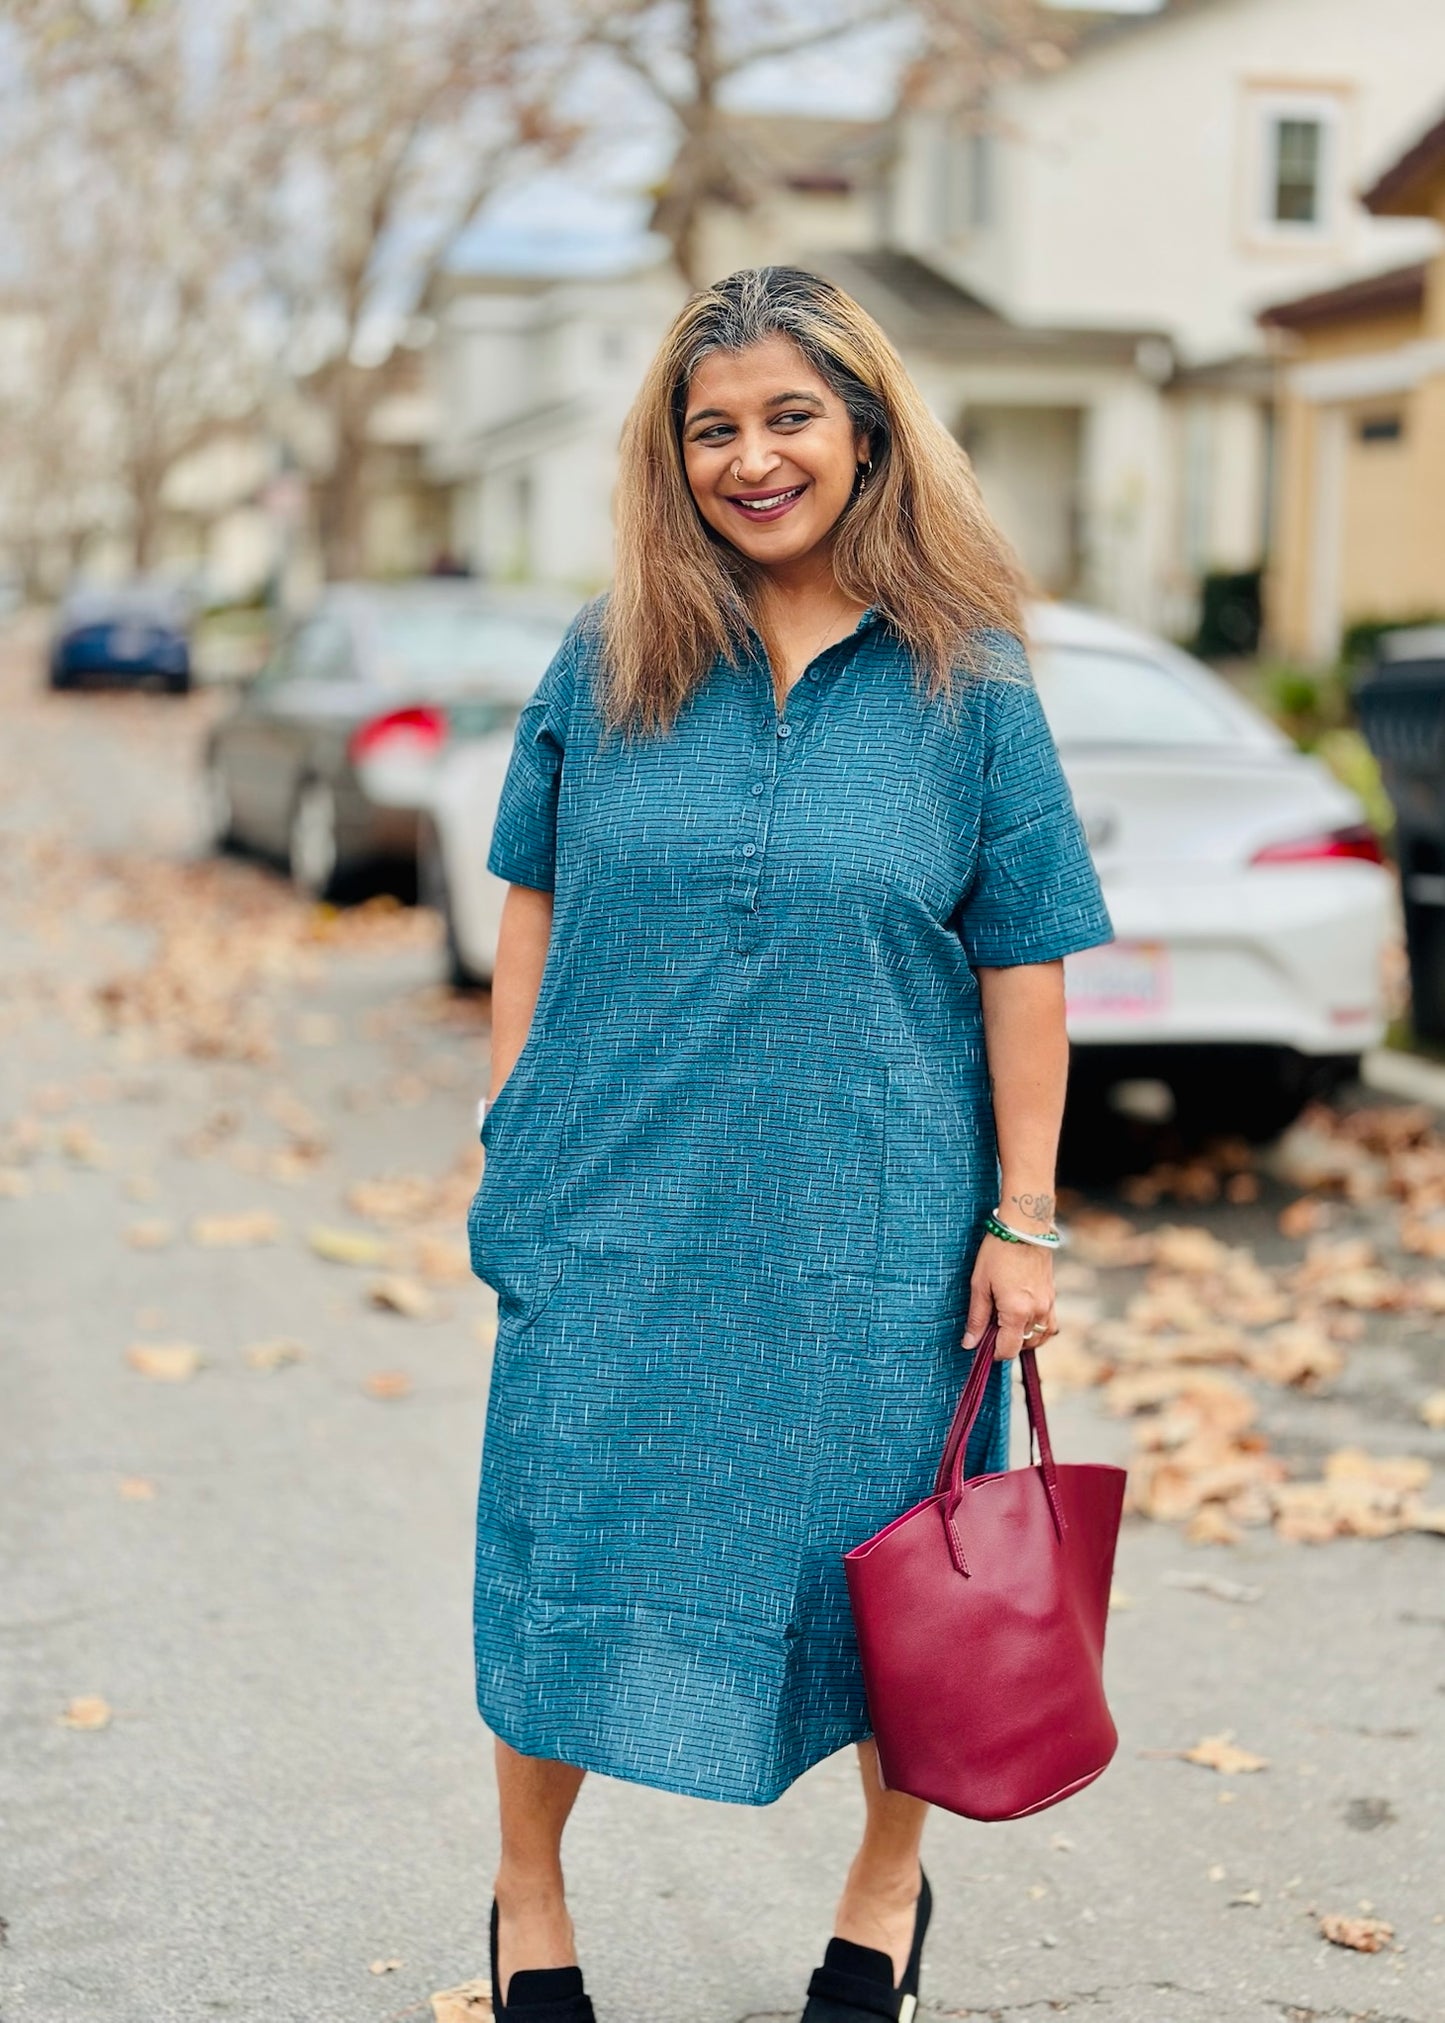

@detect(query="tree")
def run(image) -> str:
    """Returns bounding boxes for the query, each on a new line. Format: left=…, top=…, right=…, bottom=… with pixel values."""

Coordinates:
left=222, top=0, right=582, bottom=579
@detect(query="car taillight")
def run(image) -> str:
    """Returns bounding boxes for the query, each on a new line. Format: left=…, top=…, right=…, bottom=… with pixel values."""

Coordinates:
left=347, top=705, right=448, bottom=765
left=1250, top=823, right=1385, bottom=867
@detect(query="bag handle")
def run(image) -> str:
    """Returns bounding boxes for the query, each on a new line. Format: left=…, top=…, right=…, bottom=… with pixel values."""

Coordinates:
left=932, top=1321, right=1067, bottom=1574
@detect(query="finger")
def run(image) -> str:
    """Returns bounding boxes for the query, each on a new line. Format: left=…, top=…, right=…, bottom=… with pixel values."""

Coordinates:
left=993, top=1301, right=1030, bottom=1361
left=960, top=1278, right=994, bottom=1351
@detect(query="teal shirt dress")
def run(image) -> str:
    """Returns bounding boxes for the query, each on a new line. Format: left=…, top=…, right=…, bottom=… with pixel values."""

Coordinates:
left=468, top=603, right=1113, bottom=1806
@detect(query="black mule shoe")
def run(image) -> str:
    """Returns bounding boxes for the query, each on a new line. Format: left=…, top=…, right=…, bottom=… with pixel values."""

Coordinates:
left=800, top=1869, right=932, bottom=2023
left=489, top=1898, right=597, bottom=2023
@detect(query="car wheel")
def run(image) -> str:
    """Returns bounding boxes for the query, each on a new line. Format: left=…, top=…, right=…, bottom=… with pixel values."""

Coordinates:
left=1171, top=1050, right=1314, bottom=1145
left=419, top=817, right=486, bottom=989
left=288, top=779, right=340, bottom=901
left=48, top=662, right=74, bottom=691
left=204, top=754, right=239, bottom=853
left=165, top=670, right=191, bottom=696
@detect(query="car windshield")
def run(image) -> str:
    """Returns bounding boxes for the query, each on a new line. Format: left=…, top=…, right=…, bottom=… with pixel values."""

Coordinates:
left=65, top=583, right=187, bottom=626
left=1032, top=644, right=1244, bottom=746
left=370, top=601, right=568, bottom=699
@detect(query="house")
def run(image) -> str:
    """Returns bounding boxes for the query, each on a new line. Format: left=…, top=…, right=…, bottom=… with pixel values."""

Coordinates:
left=1261, top=106, right=1445, bottom=661
left=424, top=0, right=1445, bottom=635
left=887, top=0, right=1445, bottom=631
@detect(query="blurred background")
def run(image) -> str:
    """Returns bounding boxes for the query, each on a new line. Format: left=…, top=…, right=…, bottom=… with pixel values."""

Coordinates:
left=2, top=4, right=1445, bottom=2022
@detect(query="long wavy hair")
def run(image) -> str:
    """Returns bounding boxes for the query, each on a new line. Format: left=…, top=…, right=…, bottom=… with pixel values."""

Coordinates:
left=602, top=265, right=1026, bottom=734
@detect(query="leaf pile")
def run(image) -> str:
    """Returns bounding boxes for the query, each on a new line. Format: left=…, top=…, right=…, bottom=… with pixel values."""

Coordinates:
left=1054, top=1105, right=1445, bottom=1546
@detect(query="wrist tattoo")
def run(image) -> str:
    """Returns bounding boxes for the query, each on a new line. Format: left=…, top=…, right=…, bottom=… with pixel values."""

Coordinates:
left=1010, top=1190, right=1056, bottom=1226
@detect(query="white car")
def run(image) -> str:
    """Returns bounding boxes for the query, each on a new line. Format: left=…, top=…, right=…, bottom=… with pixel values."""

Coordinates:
left=424, top=600, right=1395, bottom=1140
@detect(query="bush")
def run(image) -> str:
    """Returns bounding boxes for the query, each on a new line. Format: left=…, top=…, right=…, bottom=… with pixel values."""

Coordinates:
left=1340, top=613, right=1445, bottom=667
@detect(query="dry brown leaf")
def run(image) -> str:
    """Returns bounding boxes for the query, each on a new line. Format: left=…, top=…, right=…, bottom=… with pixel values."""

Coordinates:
left=368, top=1958, right=404, bottom=1975
left=1183, top=1734, right=1268, bottom=1775
left=1407, top=1506, right=1445, bottom=1534
left=243, top=1337, right=305, bottom=1372
left=60, top=1122, right=109, bottom=1166
left=124, top=1219, right=175, bottom=1250
left=118, top=1476, right=156, bottom=1500
left=367, top=1274, right=435, bottom=1320
left=363, top=1371, right=412, bottom=1401
left=0, top=1167, right=33, bottom=1198
left=60, top=1695, right=112, bottom=1731
left=1186, top=1506, right=1243, bottom=1546
left=190, top=1209, right=283, bottom=1249
left=411, top=1233, right=472, bottom=1285
left=1065, top=1210, right=1153, bottom=1268
left=1420, top=1390, right=1445, bottom=1430
left=1244, top=1323, right=1344, bottom=1390
left=430, top=1980, right=493, bottom=2023
left=1318, top=1912, right=1393, bottom=1953
left=1400, top=1214, right=1445, bottom=1259
left=1278, top=1196, right=1327, bottom=1239
left=309, top=1224, right=391, bottom=1268
left=347, top=1173, right=437, bottom=1223
left=1223, top=1172, right=1260, bottom=1204
left=126, top=1341, right=202, bottom=1383
left=1325, top=1448, right=1430, bottom=1494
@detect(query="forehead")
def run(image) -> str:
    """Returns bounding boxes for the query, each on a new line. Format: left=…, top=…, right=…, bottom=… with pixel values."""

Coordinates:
left=684, top=333, right=837, bottom=413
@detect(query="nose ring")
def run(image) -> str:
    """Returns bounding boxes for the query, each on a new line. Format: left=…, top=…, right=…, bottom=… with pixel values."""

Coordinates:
left=732, top=459, right=743, bottom=481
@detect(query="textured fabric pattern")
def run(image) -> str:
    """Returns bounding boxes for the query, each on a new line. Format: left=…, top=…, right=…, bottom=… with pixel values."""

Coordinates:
left=469, top=604, right=1114, bottom=1806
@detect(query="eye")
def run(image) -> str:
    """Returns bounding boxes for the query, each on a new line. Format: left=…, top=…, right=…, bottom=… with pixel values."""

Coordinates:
left=691, top=423, right=735, bottom=445
left=773, top=411, right=814, bottom=428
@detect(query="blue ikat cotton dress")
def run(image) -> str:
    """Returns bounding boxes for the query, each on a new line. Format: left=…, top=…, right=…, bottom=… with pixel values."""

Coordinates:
left=467, top=603, right=1113, bottom=1806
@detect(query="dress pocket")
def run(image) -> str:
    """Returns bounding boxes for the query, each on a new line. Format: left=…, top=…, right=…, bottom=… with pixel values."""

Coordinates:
left=468, top=1045, right=576, bottom=1313
left=874, top=1058, right=997, bottom=1304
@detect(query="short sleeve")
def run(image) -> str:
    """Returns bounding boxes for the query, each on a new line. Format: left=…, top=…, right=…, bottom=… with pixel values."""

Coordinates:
left=485, top=619, right=584, bottom=892
left=954, top=637, right=1115, bottom=968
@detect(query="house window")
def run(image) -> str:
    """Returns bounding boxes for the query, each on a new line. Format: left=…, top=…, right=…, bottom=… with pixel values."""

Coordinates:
left=1273, top=118, right=1322, bottom=223
left=1248, top=89, right=1344, bottom=240
left=1358, top=413, right=1404, bottom=444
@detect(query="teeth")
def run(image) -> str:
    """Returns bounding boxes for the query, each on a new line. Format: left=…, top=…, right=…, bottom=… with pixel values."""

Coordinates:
left=735, top=487, right=802, bottom=512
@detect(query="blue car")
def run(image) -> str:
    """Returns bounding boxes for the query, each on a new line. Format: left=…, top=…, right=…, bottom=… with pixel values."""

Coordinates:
left=50, top=582, right=192, bottom=694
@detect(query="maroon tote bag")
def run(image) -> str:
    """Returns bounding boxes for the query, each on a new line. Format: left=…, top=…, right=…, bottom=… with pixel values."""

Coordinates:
left=844, top=1320, right=1126, bottom=1821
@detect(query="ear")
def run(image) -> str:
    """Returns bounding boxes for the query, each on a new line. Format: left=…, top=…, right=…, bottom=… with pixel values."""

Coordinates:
left=853, top=429, right=872, bottom=466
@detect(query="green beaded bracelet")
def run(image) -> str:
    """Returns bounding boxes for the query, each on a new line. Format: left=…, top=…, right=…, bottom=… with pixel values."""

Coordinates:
left=984, top=1210, right=1062, bottom=1250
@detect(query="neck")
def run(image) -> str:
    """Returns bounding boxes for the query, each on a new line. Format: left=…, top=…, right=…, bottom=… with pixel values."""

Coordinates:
left=754, top=541, right=849, bottom=619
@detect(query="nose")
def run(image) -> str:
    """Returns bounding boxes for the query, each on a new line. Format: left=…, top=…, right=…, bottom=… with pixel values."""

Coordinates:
left=729, top=430, right=782, bottom=486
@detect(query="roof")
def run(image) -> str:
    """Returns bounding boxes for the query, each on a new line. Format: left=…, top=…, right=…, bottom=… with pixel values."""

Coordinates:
left=1066, top=0, right=1227, bottom=62
left=1257, top=261, right=1428, bottom=332
left=810, top=247, right=1173, bottom=365
left=1362, top=107, right=1445, bottom=218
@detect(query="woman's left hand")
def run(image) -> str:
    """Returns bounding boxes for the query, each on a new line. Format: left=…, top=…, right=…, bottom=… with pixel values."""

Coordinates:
left=961, top=1233, right=1057, bottom=1361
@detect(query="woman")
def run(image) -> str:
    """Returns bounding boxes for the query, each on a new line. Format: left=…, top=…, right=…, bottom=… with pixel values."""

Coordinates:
left=468, top=266, right=1113, bottom=2023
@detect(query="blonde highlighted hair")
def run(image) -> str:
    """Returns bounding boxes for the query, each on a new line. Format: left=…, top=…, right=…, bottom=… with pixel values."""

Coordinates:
left=602, top=265, right=1026, bottom=734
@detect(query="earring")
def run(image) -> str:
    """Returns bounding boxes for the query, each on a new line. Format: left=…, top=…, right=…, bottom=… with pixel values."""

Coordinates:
left=856, top=458, right=874, bottom=496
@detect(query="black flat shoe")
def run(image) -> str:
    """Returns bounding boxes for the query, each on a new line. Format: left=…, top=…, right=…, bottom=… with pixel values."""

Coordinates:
left=489, top=1898, right=597, bottom=2023
left=800, top=1869, right=932, bottom=2023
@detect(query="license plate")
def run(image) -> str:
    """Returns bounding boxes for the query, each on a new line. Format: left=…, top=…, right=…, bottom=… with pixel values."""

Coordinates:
left=1066, top=940, right=1169, bottom=1017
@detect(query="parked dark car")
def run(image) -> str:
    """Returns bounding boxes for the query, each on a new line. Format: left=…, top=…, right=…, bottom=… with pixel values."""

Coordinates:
left=50, top=581, right=192, bottom=693
left=203, top=581, right=572, bottom=899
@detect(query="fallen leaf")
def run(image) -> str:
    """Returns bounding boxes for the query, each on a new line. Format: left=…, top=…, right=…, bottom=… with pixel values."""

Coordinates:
left=1229, top=1889, right=1261, bottom=1907
left=0, top=1167, right=33, bottom=1198
left=243, top=1337, right=305, bottom=1372
left=363, top=1371, right=412, bottom=1401
left=430, top=1980, right=492, bottom=2023
left=1163, top=1571, right=1263, bottom=1604
left=1420, top=1390, right=1445, bottom=1431
left=126, top=1342, right=202, bottom=1383
left=125, top=1219, right=175, bottom=1250
left=118, top=1476, right=156, bottom=1500
left=367, top=1274, right=435, bottom=1320
left=1278, top=1196, right=1327, bottom=1240
left=190, top=1209, right=283, bottom=1249
left=1185, top=1506, right=1243, bottom=1546
left=60, top=1123, right=109, bottom=1166
left=1318, top=1912, right=1393, bottom=1953
left=474, top=1315, right=498, bottom=1351
left=368, top=1958, right=403, bottom=1975
left=60, top=1695, right=112, bottom=1730
left=1183, top=1734, right=1269, bottom=1775
left=308, top=1224, right=391, bottom=1267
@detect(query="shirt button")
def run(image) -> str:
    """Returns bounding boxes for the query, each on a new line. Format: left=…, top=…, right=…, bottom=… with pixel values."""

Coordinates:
left=750, top=781, right=764, bottom=796
left=742, top=843, right=757, bottom=858
left=777, top=724, right=792, bottom=739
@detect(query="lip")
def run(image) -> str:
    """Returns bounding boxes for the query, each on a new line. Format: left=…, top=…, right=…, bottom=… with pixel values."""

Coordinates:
left=723, top=482, right=807, bottom=525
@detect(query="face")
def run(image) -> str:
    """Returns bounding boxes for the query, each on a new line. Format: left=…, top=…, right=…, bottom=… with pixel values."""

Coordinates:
left=680, top=334, right=870, bottom=570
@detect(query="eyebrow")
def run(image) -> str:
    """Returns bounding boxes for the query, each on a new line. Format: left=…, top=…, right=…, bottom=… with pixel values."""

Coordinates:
left=684, top=389, right=826, bottom=428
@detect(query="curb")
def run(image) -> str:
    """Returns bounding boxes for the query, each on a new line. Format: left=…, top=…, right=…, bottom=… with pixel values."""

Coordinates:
left=1361, top=1046, right=1445, bottom=1110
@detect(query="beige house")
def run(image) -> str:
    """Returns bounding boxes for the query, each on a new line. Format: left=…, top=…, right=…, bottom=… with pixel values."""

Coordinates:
left=1263, top=108, right=1445, bottom=661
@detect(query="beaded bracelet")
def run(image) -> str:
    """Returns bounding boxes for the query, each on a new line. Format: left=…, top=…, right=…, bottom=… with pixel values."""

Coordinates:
left=984, top=1209, right=1062, bottom=1250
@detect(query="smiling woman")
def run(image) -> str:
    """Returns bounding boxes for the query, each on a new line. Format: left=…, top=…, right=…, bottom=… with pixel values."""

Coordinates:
left=467, top=266, right=1115, bottom=2023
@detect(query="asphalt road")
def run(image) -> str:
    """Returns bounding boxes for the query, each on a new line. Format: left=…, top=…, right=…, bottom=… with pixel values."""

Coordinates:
left=1, top=620, right=1441, bottom=2023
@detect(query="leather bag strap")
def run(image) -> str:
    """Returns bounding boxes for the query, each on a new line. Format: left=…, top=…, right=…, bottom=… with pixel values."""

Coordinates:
left=931, top=1323, right=1068, bottom=1573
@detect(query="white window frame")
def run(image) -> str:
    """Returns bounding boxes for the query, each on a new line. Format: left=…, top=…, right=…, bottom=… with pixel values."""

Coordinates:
left=1247, top=89, right=1344, bottom=245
